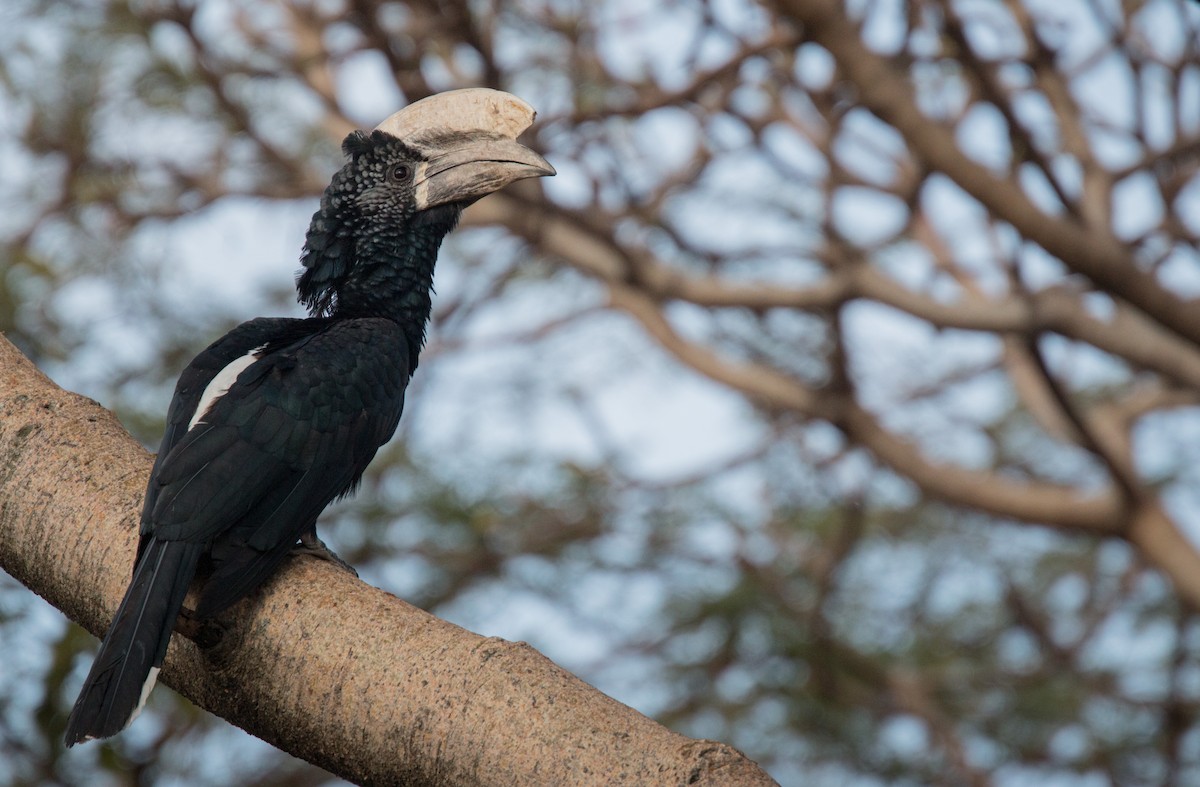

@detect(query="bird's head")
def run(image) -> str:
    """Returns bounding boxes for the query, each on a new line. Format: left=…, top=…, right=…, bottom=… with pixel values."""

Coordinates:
left=298, top=89, right=554, bottom=316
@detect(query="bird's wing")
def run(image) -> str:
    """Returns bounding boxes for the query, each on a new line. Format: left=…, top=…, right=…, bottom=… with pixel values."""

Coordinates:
left=140, top=316, right=304, bottom=541
left=142, top=317, right=410, bottom=616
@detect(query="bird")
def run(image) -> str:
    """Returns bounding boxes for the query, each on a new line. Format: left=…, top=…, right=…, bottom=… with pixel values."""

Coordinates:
left=63, top=89, right=555, bottom=745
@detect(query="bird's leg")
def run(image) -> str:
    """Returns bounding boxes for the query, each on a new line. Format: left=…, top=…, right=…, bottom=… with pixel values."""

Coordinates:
left=175, top=607, right=225, bottom=650
left=294, top=530, right=360, bottom=577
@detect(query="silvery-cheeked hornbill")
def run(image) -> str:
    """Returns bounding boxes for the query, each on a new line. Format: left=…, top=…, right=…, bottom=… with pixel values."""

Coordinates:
left=64, top=89, right=554, bottom=745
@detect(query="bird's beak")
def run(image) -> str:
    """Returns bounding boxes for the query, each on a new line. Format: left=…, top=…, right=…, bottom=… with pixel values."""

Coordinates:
left=373, top=88, right=555, bottom=210
left=414, top=136, right=555, bottom=210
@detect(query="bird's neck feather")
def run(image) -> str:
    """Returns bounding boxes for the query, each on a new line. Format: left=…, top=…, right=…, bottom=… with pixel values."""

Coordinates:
left=325, top=207, right=461, bottom=362
left=337, top=228, right=441, bottom=322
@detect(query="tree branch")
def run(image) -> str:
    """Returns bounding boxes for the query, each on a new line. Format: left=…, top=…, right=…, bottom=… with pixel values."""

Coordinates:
left=775, top=0, right=1200, bottom=350
left=0, top=336, right=777, bottom=787
left=473, top=193, right=1200, bottom=395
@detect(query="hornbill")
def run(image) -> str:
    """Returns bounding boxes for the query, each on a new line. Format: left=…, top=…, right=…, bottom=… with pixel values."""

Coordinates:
left=64, top=89, right=554, bottom=745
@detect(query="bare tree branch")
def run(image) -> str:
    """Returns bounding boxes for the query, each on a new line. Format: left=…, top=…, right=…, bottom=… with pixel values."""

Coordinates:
left=774, top=0, right=1200, bottom=349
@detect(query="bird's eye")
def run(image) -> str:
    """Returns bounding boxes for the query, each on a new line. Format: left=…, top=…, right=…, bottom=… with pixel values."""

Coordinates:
left=389, top=164, right=411, bottom=182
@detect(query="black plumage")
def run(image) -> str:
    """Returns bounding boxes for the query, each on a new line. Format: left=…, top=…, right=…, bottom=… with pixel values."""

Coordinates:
left=64, top=91, right=553, bottom=745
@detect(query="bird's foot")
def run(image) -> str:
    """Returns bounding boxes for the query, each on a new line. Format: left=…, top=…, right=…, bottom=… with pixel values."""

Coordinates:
left=176, top=607, right=225, bottom=650
left=293, top=531, right=360, bottom=577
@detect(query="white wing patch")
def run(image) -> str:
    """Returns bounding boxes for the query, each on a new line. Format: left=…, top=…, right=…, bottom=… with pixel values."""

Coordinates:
left=188, top=348, right=264, bottom=431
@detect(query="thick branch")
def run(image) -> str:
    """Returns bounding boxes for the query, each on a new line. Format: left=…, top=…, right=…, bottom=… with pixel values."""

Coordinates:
left=838, top=402, right=1124, bottom=533
left=0, top=336, right=776, bottom=787
left=1128, top=503, right=1200, bottom=612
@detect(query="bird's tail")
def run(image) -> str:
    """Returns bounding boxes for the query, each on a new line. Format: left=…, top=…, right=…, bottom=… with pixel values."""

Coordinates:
left=64, top=538, right=203, bottom=746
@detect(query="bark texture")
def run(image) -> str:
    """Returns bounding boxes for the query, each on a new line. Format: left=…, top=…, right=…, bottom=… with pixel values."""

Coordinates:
left=0, top=334, right=777, bottom=787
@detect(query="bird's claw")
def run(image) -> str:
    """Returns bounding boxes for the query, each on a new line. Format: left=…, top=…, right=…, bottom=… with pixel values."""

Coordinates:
left=176, top=607, right=225, bottom=650
left=293, top=531, right=360, bottom=577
